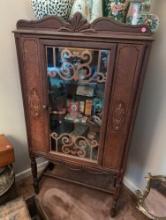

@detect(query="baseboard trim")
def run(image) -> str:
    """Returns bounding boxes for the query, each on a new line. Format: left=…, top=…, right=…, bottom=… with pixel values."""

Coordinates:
left=15, top=161, right=48, bottom=182
left=123, top=176, right=138, bottom=194
left=15, top=163, right=138, bottom=194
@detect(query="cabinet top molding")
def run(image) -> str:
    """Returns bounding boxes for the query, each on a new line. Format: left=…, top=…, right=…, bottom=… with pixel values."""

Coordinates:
left=15, top=12, right=153, bottom=40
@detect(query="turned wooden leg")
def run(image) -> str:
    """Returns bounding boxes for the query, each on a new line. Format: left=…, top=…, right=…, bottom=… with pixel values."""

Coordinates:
left=111, top=175, right=123, bottom=217
left=31, top=156, right=39, bottom=194
left=111, top=197, right=118, bottom=217
left=48, top=162, right=55, bottom=171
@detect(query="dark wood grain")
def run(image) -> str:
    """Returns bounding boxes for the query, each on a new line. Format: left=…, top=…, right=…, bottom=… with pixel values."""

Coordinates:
left=16, top=38, right=49, bottom=153
left=14, top=14, right=153, bottom=216
left=103, top=44, right=146, bottom=170
left=31, top=156, right=39, bottom=194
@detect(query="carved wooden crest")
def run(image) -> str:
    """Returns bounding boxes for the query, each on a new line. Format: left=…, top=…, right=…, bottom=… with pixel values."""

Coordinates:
left=58, top=13, right=95, bottom=33
left=28, top=88, right=41, bottom=118
left=112, top=101, right=126, bottom=131
left=16, top=12, right=152, bottom=35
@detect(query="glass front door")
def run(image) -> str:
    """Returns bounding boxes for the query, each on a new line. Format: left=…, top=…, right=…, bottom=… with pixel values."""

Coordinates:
left=46, top=46, right=111, bottom=163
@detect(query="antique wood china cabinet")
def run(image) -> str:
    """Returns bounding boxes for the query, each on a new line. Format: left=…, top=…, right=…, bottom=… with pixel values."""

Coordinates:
left=14, top=13, right=153, bottom=216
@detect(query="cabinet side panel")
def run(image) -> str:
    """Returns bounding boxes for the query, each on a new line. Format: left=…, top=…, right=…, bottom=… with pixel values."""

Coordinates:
left=17, top=37, right=49, bottom=153
left=103, top=43, right=145, bottom=170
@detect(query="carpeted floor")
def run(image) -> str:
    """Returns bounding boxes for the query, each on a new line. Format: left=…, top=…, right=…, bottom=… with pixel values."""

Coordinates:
left=16, top=175, right=148, bottom=220
left=0, top=197, right=31, bottom=220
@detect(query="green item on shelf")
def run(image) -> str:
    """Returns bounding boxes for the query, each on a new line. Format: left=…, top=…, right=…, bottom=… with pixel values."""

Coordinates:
left=70, top=123, right=89, bottom=137
left=141, top=0, right=151, bottom=13
left=103, top=0, right=129, bottom=23
left=138, top=13, right=160, bottom=33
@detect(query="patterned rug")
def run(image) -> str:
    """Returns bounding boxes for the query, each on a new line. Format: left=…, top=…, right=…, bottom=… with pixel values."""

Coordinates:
left=37, top=177, right=147, bottom=220
left=0, top=197, right=31, bottom=220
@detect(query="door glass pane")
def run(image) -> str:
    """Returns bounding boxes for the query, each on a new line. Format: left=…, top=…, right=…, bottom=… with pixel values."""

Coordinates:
left=46, top=47, right=110, bottom=163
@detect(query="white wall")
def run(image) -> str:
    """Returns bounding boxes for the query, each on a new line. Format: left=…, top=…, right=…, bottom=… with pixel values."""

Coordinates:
left=0, top=1, right=165, bottom=190
left=0, top=1, right=35, bottom=173
left=125, top=0, right=166, bottom=190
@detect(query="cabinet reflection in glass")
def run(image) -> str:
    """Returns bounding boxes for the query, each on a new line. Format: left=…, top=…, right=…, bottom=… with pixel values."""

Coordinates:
left=46, top=47, right=110, bottom=162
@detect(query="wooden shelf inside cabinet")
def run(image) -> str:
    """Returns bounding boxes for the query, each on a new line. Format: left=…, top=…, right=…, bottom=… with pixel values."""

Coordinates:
left=14, top=12, right=154, bottom=217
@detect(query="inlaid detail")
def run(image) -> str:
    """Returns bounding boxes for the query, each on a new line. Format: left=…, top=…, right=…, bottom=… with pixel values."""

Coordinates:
left=28, top=88, right=41, bottom=118
left=112, top=101, right=126, bottom=131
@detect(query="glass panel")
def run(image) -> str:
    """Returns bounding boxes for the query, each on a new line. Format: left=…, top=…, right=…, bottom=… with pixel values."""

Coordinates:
left=46, top=47, right=110, bottom=163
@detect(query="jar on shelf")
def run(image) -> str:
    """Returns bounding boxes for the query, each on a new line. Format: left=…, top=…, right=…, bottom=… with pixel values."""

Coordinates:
left=126, top=0, right=142, bottom=25
left=104, top=0, right=129, bottom=23
left=91, top=0, right=103, bottom=22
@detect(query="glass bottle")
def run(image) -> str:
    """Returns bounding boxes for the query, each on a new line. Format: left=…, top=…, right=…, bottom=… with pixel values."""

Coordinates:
left=126, top=0, right=142, bottom=25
